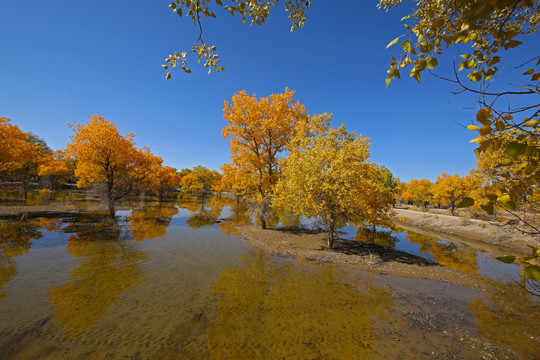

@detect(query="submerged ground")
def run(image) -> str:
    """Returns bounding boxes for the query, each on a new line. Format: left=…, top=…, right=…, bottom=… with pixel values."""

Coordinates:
left=0, top=191, right=538, bottom=359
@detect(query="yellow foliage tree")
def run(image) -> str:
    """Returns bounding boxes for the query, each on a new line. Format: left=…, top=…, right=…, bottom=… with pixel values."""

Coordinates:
left=0, top=117, right=28, bottom=171
left=0, top=117, right=46, bottom=199
left=274, top=114, right=395, bottom=249
left=431, top=173, right=479, bottom=215
left=38, top=150, right=71, bottom=190
left=180, top=165, right=220, bottom=194
left=381, top=0, right=539, bottom=220
left=402, top=179, right=433, bottom=209
left=468, top=130, right=539, bottom=234
left=221, top=88, right=308, bottom=229
left=66, top=114, right=159, bottom=218
left=153, top=165, right=181, bottom=201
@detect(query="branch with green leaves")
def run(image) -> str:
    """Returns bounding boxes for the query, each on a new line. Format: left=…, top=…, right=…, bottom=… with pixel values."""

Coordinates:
left=163, top=0, right=311, bottom=78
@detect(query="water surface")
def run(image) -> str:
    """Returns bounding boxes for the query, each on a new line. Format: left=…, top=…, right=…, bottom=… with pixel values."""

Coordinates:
left=0, top=195, right=538, bottom=359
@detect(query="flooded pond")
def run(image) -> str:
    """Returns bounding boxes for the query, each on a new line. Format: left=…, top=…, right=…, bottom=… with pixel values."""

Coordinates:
left=0, top=194, right=539, bottom=359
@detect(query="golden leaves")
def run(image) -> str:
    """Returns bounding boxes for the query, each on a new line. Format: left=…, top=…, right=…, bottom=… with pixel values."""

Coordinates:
left=275, top=113, right=395, bottom=240
left=221, top=88, right=308, bottom=203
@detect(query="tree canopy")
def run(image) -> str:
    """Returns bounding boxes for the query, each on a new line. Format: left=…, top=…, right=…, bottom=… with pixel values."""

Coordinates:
left=66, top=114, right=162, bottom=217
left=221, top=88, right=308, bottom=228
left=274, top=114, right=394, bottom=248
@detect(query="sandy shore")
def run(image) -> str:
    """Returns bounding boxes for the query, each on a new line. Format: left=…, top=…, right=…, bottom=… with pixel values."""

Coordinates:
left=236, top=224, right=492, bottom=291
left=234, top=209, right=539, bottom=290
left=394, top=208, right=540, bottom=253
left=0, top=202, right=107, bottom=219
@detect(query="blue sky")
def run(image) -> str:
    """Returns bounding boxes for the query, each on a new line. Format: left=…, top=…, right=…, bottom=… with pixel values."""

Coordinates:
left=0, top=0, right=492, bottom=182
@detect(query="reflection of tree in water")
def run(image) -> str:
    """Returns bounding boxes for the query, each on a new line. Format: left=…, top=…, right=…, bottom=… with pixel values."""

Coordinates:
left=218, top=202, right=301, bottom=236
left=405, top=232, right=479, bottom=276
left=176, top=193, right=202, bottom=213
left=180, top=196, right=227, bottom=230
left=128, top=203, right=178, bottom=242
left=48, top=216, right=149, bottom=337
left=28, top=217, right=64, bottom=232
left=354, top=227, right=399, bottom=248
left=0, top=221, right=43, bottom=300
left=469, top=281, right=540, bottom=358
left=218, top=197, right=252, bottom=236
left=207, top=250, right=393, bottom=359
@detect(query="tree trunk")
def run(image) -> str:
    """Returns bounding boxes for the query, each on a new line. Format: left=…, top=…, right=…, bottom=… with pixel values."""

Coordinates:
left=108, top=202, right=115, bottom=219
left=451, top=202, right=455, bottom=216
left=22, top=174, right=28, bottom=202
left=159, top=187, right=164, bottom=203
left=106, top=181, right=115, bottom=218
left=260, top=201, right=268, bottom=230
left=327, top=217, right=335, bottom=249
left=260, top=213, right=267, bottom=230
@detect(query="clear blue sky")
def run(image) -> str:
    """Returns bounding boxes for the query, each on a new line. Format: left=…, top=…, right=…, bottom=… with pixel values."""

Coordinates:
left=1, top=0, right=487, bottom=182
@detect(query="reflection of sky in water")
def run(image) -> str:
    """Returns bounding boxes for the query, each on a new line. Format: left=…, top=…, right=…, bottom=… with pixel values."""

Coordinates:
left=338, top=224, right=520, bottom=284
left=476, top=253, right=520, bottom=283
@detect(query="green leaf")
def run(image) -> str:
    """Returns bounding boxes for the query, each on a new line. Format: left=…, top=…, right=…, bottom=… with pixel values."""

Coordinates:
left=504, top=142, right=527, bottom=158
left=527, top=245, right=540, bottom=256
left=525, top=265, right=540, bottom=282
left=457, top=197, right=474, bottom=208
left=386, top=36, right=401, bottom=49
left=523, top=119, right=539, bottom=127
left=496, top=255, right=516, bottom=264
left=385, top=76, right=392, bottom=88
left=522, top=257, right=538, bottom=266
left=498, top=158, right=513, bottom=166
left=480, top=201, right=494, bottom=215
left=522, top=68, right=535, bottom=75
left=468, top=71, right=481, bottom=82
left=426, top=58, right=438, bottom=69
left=497, top=193, right=511, bottom=203
left=401, top=40, right=411, bottom=51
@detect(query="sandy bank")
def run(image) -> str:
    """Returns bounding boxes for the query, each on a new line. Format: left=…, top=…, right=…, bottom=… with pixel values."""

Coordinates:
left=236, top=224, right=490, bottom=292
left=393, top=208, right=539, bottom=253
left=0, top=202, right=107, bottom=219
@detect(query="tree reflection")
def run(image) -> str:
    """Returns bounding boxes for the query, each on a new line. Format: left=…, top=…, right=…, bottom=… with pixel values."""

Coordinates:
left=180, top=196, right=226, bottom=230
left=405, top=232, right=479, bottom=276
left=206, top=250, right=393, bottom=359
left=469, top=281, right=540, bottom=358
left=354, top=227, right=399, bottom=248
left=48, top=216, right=149, bottom=337
left=128, top=203, right=178, bottom=242
left=0, top=221, right=42, bottom=300
left=218, top=197, right=252, bottom=236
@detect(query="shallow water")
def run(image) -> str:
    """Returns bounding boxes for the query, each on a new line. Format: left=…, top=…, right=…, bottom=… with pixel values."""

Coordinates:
left=0, top=195, right=539, bottom=359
